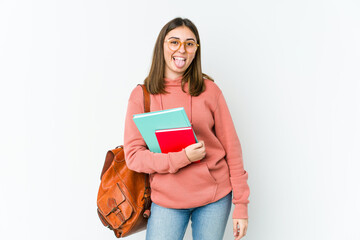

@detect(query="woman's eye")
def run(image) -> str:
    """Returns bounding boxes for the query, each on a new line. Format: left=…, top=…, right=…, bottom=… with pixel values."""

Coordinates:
left=170, top=41, right=179, bottom=45
left=186, top=42, right=195, bottom=46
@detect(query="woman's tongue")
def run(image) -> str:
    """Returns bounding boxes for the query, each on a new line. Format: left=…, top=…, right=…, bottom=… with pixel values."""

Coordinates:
left=173, top=57, right=186, bottom=68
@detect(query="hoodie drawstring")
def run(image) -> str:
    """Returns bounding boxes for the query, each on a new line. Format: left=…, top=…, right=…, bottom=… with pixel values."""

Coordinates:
left=159, top=94, right=193, bottom=125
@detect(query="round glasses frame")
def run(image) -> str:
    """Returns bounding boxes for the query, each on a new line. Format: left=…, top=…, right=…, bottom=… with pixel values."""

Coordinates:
left=165, top=39, right=200, bottom=53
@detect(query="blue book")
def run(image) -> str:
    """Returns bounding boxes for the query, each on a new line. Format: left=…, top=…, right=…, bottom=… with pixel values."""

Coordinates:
left=133, top=107, right=198, bottom=153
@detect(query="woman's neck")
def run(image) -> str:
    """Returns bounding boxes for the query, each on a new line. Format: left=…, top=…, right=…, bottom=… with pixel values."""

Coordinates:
left=164, top=75, right=183, bottom=81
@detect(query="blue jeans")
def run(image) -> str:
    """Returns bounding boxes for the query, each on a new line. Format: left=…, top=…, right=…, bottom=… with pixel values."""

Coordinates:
left=146, top=191, right=232, bottom=240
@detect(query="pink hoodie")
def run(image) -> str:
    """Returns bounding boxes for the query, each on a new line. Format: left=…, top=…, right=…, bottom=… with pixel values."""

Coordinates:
left=123, top=77, right=250, bottom=219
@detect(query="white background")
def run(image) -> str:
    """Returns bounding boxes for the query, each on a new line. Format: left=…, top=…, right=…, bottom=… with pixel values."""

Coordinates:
left=1, top=0, right=359, bottom=239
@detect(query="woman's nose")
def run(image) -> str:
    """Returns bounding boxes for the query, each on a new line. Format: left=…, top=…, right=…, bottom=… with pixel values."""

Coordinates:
left=178, top=43, right=186, bottom=53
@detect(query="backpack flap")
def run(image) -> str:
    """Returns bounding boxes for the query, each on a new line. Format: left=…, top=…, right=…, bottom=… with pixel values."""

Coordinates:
left=97, top=182, right=134, bottom=229
left=100, top=147, right=123, bottom=180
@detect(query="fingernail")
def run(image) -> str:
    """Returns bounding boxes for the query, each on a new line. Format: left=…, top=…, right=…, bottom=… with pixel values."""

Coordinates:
left=234, top=232, right=236, bottom=236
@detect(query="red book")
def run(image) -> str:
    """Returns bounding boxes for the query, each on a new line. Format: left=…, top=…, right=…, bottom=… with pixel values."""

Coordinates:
left=155, top=127, right=200, bottom=163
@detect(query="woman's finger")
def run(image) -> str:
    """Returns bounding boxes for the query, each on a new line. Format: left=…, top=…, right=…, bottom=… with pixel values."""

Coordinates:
left=243, top=225, right=247, bottom=236
left=238, top=225, right=245, bottom=239
left=233, top=220, right=239, bottom=238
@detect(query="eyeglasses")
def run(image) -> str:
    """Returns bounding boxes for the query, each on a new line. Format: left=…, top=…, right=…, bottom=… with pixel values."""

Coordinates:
left=165, top=39, right=199, bottom=53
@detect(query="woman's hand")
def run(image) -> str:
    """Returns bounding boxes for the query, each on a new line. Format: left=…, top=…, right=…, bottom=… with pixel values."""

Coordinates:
left=233, top=218, right=248, bottom=239
left=185, top=140, right=206, bottom=162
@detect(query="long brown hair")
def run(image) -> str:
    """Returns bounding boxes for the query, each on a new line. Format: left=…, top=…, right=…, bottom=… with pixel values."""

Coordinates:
left=144, top=17, right=213, bottom=96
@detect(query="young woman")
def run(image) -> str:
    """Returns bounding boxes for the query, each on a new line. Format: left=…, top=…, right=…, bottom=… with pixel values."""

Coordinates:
left=124, top=17, right=250, bottom=240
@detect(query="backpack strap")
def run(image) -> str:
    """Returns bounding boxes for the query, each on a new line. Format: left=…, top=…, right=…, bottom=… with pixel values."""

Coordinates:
left=138, top=84, right=150, bottom=113
left=137, top=84, right=151, bottom=210
left=100, top=85, right=151, bottom=181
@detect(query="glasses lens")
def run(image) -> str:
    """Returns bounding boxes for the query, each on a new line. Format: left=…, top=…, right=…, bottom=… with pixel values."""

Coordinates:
left=168, top=39, right=180, bottom=51
left=184, top=41, right=197, bottom=53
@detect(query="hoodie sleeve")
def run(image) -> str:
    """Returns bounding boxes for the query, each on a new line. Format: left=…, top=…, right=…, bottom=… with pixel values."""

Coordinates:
left=213, top=91, right=250, bottom=219
left=123, top=85, right=192, bottom=174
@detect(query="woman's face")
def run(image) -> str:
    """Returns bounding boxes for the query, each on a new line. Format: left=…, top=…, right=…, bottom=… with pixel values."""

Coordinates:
left=163, top=26, right=197, bottom=79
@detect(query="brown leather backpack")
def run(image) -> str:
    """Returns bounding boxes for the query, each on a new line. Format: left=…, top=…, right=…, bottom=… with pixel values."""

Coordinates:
left=97, top=84, right=151, bottom=238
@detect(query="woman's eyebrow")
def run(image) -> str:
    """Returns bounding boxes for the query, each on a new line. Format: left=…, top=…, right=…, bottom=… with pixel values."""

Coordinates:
left=168, top=36, right=196, bottom=41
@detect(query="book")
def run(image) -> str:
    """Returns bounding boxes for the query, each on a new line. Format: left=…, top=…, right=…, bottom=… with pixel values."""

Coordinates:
left=133, top=107, right=198, bottom=153
left=155, top=127, right=200, bottom=163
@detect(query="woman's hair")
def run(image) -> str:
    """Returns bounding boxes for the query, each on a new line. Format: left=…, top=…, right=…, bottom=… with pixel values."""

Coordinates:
left=144, top=17, right=213, bottom=96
